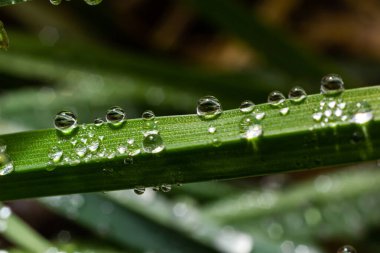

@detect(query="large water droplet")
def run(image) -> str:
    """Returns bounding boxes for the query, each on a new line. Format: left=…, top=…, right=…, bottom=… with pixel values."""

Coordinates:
left=54, top=111, right=78, bottom=134
left=268, top=91, right=285, bottom=107
left=239, top=115, right=263, bottom=139
left=0, top=147, right=13, bottom=176
left=239, top=100, right=255, bottom=113
left=351, top=101, right=373, bottom=124
left=49, top=146, right=63, bottom=163
left=288, top=86, right=307, bottom=103
left=94, top=118, right=104, bottom=127
left=106, top=106, right=126, bottom=126
left=320, top=74, right=344, bottom=95
left=197, top=96, right=222, bottom=120
left=83, top=0, right=103, bottom=5
left=49, top=0, right=61, bottom=5
left=142, top=110, right=155, bottom=120
left=134, top=187, right=145, bottom=195
left=143, top=131, right=165, bottom=154
left=0, top=21, right=9, bottom=51
left=337, top=245, right=357, bottom=253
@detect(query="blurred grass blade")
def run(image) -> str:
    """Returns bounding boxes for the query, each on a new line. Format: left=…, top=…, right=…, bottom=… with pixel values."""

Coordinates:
left=183, top=0, right=339, bottom=80
left=0, top=86, right=380, bottom=200
left=40, top=194, right=219, bottom=253
left=0, top=0, right=30, bottom=7
left=0, top=203, right=52, bottom=253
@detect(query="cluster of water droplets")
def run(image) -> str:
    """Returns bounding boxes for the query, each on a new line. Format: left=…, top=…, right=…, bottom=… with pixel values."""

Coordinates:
left=0, top=143, right=14, bottom=176
left=50, top=0, right=102, bottom=6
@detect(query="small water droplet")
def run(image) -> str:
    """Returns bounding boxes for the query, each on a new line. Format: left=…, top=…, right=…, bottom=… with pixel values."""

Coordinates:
left=279, top=107, right=289, bottom=116
left=160, top=184, right=171, bottom=192
left=208, top=125, right=216, bottom=134
left=328, top=100, right=337, bottom=109
left=143, top=131, right=165, bottom=154
left=75, top=143, right=87, bottom=158
left=0, top=21, right=9, bottom=51
left=239, top=115, right=263, bottom=139
left=324, top=109, right=332, bottom=118
left=351, top=101, right=373, bottom=124
left=106, top=106, right=126, bottom=126
left=239, top=100, right=255, bottom=113
left=134, top=187, right=145, bottom=195
left=123, top=157, right=133, bottom=165
left=197, top=96, right=222, bottom=120
left=288, top=86, right=307, bottom=103
left=94, top=118, right=104, bottom=126
left=54, top=111, right=78, bottom=135
left=49, top=0, right=61, bottom=5
left=83, top=0, right=102, bottom=5
left=117, top=145, right=126, bottom=154
left=0, top=147, right=14, bottom=176
left=337, top=245, right=357, bottom=253
left=49, top=147, right=63, bottom=163
left=268, top=91, right=285, bottom=107
left=254, top=111, right=266, bottom=120
left=127, top=139, right=141, bottom=156
left=212, top=138, right=222, bottom=147
left=142, top=110, right=155, bottom=120
left=88, top=141, right=99, bottom=152
left=320, top=74, right=344, bottom=95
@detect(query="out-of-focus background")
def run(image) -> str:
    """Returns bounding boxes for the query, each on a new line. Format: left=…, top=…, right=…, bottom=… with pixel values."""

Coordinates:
left=0, top=0, right=380, bottom=252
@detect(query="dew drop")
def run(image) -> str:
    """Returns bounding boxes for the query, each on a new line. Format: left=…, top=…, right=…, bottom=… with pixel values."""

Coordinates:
left=143, top=131, right=165, bottom=154
left=123, top=157, right=133, bottom=165
left=337, top=245, right=357, bottom=253
left=94, top=118, right=104, bottom=127
left=152, top=186, right=160, bottom=191
left=239, top=100, right=255, bottom=113
left=49, top=147, right=63, bottom=163
left=88, top=141, right=100, bottom=152
left=83, top=0, right=102, bottom=5
left=288, top=86, right=307, bottom=103
left=106, top=106, right=126, bottom=126
left=212, top=138, right=222, bottom=147
left=197, top=96, right=222, bottom=120
left=351, top=101, right=373, bottom=124
left=127, top=139, right=141, bottom=156
left=0, top=146, right=14, bottom=176
left=320, top=74, right=344, bottom=96
left=279, top=107, right=289, bottom=116
left=254, top=111, right=266, bottom=120
left=142, top=110, right=155, bottom=120
left=117, top=145, right=126, bottom=154
left=208, top=125, right=216, bottom=134
left=54, top=111, right=78, bottom=135
left=74, top=143, right=87, bottom=158
left=239, top=115, right=263, bottom=139
left=268, top=91, right=285, bottom=107
left=49, top=0, right=61, bottom=5
left=160, top=184, right=172, bottom=192
left=134, top=187, right=145, bottom=195
left=0, top=21, right=9, bottom=51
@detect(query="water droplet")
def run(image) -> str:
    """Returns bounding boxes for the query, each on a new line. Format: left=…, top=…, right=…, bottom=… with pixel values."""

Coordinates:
left=127, top=139, right=141, bottom=156
left=143, top=131, right=165, bottom=154
left=351, top=101, right=373, bottom=124
left=239, top=115, right=263, bottom=139
left=328, top=100, right=337, bottom=109
left=152, top=186, right=160, bottom=191
left=75, top=143, right=87, bottom=158
left=134, top=187, right=145, bottom=195
left=106, top=106, right=126, bottom=126
left=0, top=146, right=14, bottom=176
left=239, top=100, right=255, bottom=113
left=49, top=147, right=63, bottom=163
left=88, top=141, right=99, bottom=152
left=279, top=107, right=289, bottom=116
left=117, top=145, right=126, bottom=154
left=142, top=110, right=155, bottom=120
left=208, top=126, right=216, bottom=134
left=0, top=21, right=9, bottom=51
left=337, top=245, right=357, bottom=253
left=94, top=118, right=104, bottom=126
left=49, top=0, right=61, bottom=5
left=123, top=157, right=133, bottom=165
left=268, top=91, right=285, bottom=107
left=320, top=74, right=344, bottom=95
left=254, top=111, right=266, bottom=120
left=212, top=138, right=222, bottom=147
left=83, top=0, right=102, bottom=5
left=288, top=86, right=307, bottom=103
left=54, top=111, right=77, bottom=135
left=197, top=96, right=222, bottom=120
left=160, top=184, right=171, bottom=192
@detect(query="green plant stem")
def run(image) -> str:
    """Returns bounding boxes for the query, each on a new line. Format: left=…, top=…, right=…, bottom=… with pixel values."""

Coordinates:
left=0, top=86, right=380, bottom=200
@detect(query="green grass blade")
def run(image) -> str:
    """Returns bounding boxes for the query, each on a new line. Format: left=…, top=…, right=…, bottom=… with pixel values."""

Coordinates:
left=0, top=86, right=379, bottom=200
left=0, top=203, right=52, bottom=253
left=0, top=0, right=30, bottom=7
